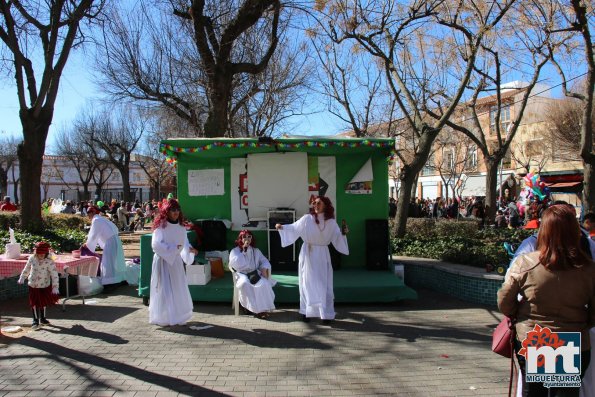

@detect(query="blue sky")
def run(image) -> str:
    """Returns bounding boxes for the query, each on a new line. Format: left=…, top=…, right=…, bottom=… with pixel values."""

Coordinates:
left=0, top=51, right=345, bottom=152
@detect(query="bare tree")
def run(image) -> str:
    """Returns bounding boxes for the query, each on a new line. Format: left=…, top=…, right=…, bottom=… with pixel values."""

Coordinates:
left=0, top=0, right=106, bottom=230
left=430, top=129, right=479, bottom=201
left=55, top=125, right=105, bottom=201
left=426, top=2, right=552, bottom=221
left=98, top=0, right=294, bottom=138
left=511, top=134, right=550, bottom=175
left=77, top=108, right=145, bottom=202
left=321, top=0, right=514, bottom=236
left=135, top=119, right=177, bottom=200
left=0, top=135, right=19, bottom=199
left=544, top=0, right=595, bottom=211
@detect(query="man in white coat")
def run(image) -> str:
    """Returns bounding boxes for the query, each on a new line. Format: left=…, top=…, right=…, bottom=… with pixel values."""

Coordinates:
left=276, top=196, right=348, bottom=324
left=83, top=206, right=126, bottom=287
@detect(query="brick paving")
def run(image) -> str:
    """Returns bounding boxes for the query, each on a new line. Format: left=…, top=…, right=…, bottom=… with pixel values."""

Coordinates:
left=0, top=285, right=510, bottom=396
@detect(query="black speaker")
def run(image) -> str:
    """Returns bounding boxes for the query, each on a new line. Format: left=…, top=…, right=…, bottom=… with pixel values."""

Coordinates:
left=268, top=231, right=297, bottom=271
left=366, top=219, right=389, bottom=270
left=198, top=220, right=227, bottom=251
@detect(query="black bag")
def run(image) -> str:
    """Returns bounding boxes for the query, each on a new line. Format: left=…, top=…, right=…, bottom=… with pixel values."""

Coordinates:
left=246, top=270, right=261, bottom=285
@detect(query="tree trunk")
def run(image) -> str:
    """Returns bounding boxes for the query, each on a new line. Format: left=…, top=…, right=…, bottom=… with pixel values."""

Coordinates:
left=82, top=182, right=90, bottom=201
left=204, top=74, right=232, bottom=138
left=484, top=158, right=500, bottom=224
left=120, top=167, right=132, bottom=202
left=394, top=169, right=417, bottom=237
left=0, top=169, right=7, bottom=198
left=583, top=161, right=595, bottom=214
left=17, top=109, right=51, bottom=232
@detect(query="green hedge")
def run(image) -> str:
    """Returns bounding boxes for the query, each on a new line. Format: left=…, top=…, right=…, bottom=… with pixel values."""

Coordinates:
left=0, top=212, right=89, bottom=255
left=0, top=228, right=87, bottom=255
left=392, top=218, right=534, bottom=269
left=0, top=211, right=89, bottom=230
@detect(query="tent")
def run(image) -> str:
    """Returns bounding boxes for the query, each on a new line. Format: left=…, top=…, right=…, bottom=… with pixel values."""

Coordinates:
left=138, top=137, right=417, bottom=303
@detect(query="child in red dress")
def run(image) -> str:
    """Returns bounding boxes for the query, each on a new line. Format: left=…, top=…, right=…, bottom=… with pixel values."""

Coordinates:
left=17, top=241, right=59, bottom=330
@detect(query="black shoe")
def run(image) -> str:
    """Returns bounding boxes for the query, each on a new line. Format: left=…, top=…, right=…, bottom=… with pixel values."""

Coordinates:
left=31, top=320, right=40, bottom=330
left=322, top=319, right=333, bottom=325
left=301, top=315, right=310, bottom=323
left=241, top=306, right=253, bottom=316
left=40, top=318, right=50, bottom=325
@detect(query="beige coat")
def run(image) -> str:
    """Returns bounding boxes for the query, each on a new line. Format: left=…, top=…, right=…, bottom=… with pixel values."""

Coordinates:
left=497, top=251, right=595, bottom=350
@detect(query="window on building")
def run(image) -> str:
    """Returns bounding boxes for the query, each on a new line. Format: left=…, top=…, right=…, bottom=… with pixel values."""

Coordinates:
left=133, top=172, right=141, bottom=182
left=466, top=145, right=478, bottom=169
left=445, top=147, right=455, bottom=170
left=422, top=154, right=435, bottom=176
left=490, top=105, right=511, bottom=135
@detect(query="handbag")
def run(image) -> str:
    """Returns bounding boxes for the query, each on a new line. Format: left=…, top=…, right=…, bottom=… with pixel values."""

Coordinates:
left=492, top=316, right=515, bottom=358
left=246, top=270, right=261, bottom=285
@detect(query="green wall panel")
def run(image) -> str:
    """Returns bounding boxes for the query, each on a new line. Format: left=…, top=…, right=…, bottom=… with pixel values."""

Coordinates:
left=170, top=141, right=391, bottom=269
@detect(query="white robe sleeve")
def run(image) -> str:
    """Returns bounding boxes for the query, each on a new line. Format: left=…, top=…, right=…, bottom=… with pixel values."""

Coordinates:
left=85, top=216, right=101, bottom=252
left=256, top=248, right=271, bottom=271
left=180, top=235, right=195, bottom=265
left=278, top=214, right=308, bottom=247
left=151, top=227, right=179, bottom=265
left=330, top=220, right=349, bottom=255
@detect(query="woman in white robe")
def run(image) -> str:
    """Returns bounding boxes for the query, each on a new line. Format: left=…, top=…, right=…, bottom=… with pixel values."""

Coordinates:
left=149, top=199, right=197, bottom=326
left=83, top=206, right=126, bottom=286
left=229, top=230, right=276, bottom=318
left=276, top=196, right=349, bottom=323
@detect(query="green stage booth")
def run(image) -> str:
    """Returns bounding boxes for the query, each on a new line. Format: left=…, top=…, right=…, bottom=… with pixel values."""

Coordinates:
left=138, top=137, right=417, bottom=304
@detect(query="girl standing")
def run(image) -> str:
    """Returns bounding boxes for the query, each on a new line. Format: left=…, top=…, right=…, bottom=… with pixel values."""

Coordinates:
left=17, top=242, right=59, bottom=330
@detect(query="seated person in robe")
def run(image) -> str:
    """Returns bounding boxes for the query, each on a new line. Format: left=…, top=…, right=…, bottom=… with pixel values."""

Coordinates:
left=229, top=230, right=276, bottom=319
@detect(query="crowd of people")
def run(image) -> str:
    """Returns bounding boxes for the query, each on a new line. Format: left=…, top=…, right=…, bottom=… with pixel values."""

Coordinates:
left=388, top=193, right=563, bottom=231
left=38, top=197, right=158, bottom=232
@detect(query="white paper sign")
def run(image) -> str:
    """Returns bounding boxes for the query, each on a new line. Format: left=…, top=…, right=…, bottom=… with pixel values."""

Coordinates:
left=188, top=169, right=224, bottom=196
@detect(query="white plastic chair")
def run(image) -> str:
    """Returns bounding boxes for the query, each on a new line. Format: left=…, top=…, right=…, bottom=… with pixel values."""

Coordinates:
left=230, top=268, right=240, bottom=316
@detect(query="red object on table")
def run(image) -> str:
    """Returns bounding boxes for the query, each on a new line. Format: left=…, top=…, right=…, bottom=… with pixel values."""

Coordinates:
left=0, top=254, right=99, bottom=279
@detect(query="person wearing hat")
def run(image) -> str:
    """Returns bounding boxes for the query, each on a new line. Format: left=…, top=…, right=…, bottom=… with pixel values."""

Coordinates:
left=82, top=206, right=126, bottom=288
left=17, top=242, right=60, bottom=330
left=0, top=196, right=17, bottom=211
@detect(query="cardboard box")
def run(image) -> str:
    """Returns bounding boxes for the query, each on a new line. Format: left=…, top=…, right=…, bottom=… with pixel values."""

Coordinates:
left=187, top=263, right=211, bottom=285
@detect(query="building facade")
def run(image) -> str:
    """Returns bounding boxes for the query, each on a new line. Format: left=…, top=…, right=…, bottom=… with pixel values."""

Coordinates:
left=4, top=155, right=166, bottom=204
left=390, top=82, right=583, bottom=203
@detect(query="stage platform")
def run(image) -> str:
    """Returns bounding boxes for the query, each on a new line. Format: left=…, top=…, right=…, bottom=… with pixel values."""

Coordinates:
left=187, top=269, right=417, bottom=303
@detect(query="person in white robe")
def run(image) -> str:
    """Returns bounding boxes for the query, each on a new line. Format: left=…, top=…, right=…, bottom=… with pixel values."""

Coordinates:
left=229, top=230, right=276, bottom=318
left=83, top=206, right=126, bottom=286
left=149, top=199, right=197, bottom=326
left=276, top=196, right=349, bottom=323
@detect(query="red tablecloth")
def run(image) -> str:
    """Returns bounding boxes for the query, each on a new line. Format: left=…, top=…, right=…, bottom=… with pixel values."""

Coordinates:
left=0, top=254, right=99, bottom=279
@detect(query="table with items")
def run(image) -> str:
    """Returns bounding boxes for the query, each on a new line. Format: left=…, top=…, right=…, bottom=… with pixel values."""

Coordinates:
left=0, top=253, right=100, bottom=309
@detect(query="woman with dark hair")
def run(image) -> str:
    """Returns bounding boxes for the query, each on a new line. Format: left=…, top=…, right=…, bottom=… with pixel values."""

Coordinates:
left=229, top=230, right=276, bottom=319
left=275, top=196, right=349, bottom=324
left=498, top=204, right=595, bottom=396
left=149, top=199, right=197, bottom=326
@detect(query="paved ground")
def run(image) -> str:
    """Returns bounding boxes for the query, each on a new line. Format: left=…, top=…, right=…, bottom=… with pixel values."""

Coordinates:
left=0, top=285, right=510, bottom=397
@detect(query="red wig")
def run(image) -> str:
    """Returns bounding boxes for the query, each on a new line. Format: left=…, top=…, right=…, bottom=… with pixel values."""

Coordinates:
left=235, top=230, right=256, bottom=249
left=537, top=204, right=591, bottom=270
left=87, top=206, right=101, bottom=216
left=309, top=196, right=335, bottom=224
left=152, top=199, right=186, bottom=230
